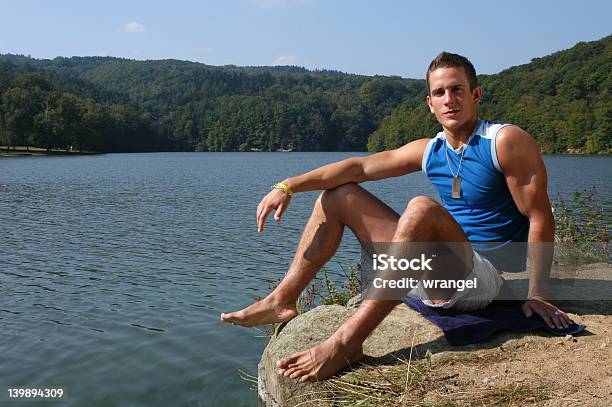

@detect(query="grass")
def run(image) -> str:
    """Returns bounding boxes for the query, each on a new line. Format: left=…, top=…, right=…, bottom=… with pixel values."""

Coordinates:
left=282, top=347, right=554, bottom=407
left=553, top=186, right=609, bottom=265
left=318, top=347, right=551, bottom=406
left=299, top=263, right=362, bottom=311
left=433, top=347, right=514, bottom=367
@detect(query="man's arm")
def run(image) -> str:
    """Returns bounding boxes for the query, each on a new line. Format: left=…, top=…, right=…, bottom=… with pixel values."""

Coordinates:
left=256, top=138, right=430, bottom=232
left=283, top=138, right=430, bottom=192
left=496, top=126, right=572, bottom=329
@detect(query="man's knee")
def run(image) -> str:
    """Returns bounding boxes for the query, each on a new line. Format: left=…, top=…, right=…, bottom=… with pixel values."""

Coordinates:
left=407, top=195, right=438, bottom=209
left=394, top=196, right=440, bottom=232
left=319, top=183, right=361, bottom=210
left=403, top=195, right=441, bottom=218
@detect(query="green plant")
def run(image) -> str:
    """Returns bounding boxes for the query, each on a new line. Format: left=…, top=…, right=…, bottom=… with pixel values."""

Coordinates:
left=294, top=263, right=365, bottom=313
left=553, top=186, right=609, bottom=264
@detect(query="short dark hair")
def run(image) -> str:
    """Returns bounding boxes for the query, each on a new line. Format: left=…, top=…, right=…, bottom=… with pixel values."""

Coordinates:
left=426, top=52, right=478, bottom=93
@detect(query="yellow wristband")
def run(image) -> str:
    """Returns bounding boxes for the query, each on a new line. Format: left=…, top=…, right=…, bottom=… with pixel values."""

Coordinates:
left=272, top=182, right=294, bottom=196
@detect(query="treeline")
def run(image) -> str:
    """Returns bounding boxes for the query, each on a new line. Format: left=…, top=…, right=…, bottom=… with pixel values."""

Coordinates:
left=369, top=35, right=611, bottom=153
left=0, top=61, right=166, bottom=152
left=0, top=34, right=610, bottom=153
left=0, top=55, right=422, bottom=152
left=46, top=57, right=422, bottom=151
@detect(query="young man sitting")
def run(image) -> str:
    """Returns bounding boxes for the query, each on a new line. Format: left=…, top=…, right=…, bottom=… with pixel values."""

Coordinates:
left=221, top=52, right=572, bottom=382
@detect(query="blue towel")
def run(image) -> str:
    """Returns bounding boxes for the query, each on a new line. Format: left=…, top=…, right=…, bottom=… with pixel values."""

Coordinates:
left=403, top=298, right=586, bottom=346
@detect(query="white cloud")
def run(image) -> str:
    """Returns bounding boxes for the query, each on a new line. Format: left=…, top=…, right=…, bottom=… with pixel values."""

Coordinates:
left=122, top=21, right=145, bottom=33
left=253, top=0, right=313, bottom=9
left=272, top=55, right=299, bottom=65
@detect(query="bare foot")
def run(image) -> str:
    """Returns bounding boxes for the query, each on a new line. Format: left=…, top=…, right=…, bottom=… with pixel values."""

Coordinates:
left=220, top=297, right=298, bottom=327
left=276, top=336, right=363, bottom=382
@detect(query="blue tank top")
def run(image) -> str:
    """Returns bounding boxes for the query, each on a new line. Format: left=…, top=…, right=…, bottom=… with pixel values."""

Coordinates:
left=422, top=119, right=529, bottom=271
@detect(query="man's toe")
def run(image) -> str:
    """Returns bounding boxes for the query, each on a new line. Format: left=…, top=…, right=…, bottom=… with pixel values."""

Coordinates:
left=283, top=367, right=300, bottom=377
left=221, top=312, right=237, bottom=322
left=300, top=373, right=316, bottom=382
left=289, top=369, right=306, bottom=379
left=277, top=354, right=299, bottom=369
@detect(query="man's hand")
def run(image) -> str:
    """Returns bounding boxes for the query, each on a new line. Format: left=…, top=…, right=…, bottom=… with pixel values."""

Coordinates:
left=256, top=189, right=292, bottom=232
left=522, top=296, right=572, bottom=329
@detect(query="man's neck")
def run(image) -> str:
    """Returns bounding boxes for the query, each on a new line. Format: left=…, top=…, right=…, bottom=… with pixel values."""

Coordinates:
left=444, top=117, right=479, bottom=149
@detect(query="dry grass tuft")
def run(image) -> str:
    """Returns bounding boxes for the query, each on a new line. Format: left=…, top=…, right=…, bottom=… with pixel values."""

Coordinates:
left=293, top=346, right=554, bottom=407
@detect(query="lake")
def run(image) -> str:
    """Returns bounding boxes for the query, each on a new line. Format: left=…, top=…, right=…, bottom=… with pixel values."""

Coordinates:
left=1, top=152, right=610, bottom=406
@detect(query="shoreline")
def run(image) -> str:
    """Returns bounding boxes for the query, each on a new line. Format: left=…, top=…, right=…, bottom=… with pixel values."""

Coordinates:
left=0, top=146, right=610, bottom=157
left=0, top=147, right=102, bottom=157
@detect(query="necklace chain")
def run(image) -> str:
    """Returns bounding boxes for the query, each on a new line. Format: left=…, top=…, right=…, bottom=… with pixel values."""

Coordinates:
left=444, top=141, right=466, bottom=177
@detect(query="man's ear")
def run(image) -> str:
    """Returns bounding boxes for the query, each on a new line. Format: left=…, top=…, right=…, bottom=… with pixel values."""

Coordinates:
left=426, top=95, right=434, bottom=113
left=473, top=86, right=482, bottom=105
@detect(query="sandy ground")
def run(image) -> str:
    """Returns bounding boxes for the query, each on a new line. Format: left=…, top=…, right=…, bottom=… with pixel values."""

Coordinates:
left=419, top=310, right=611, bottom=406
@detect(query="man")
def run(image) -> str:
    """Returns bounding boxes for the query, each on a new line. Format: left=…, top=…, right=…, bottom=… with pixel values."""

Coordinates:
left=221, top=52, right=573, bottom=382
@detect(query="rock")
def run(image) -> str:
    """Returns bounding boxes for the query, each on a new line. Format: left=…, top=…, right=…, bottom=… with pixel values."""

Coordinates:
left=258, top=303, right=445, bottom=406
left=258, top=301, right=538, bottom=406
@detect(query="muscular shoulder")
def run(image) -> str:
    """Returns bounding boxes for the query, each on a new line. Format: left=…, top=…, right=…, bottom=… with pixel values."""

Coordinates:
left=496, top=125, right=541, bottom=173
left=495, top=125, right=551, bottom=220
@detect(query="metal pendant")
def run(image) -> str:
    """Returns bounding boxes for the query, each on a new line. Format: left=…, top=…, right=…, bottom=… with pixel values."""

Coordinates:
left=452, top=176, right=461, bottom=199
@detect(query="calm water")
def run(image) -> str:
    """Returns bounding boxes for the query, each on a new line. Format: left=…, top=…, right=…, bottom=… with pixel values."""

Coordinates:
left=1, top=153, right=610, bottom=406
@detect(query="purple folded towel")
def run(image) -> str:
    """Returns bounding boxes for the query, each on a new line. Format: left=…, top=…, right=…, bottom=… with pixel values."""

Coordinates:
left=403, top=298, right=586, bottom=346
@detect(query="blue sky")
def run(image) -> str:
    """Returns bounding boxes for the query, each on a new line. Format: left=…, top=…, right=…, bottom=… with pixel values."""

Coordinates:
left=1, top=0, right=610, bottom=79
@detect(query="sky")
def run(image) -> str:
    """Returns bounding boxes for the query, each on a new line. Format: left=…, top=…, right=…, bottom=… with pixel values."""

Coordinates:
left=1, top=0, right=610, bottom=79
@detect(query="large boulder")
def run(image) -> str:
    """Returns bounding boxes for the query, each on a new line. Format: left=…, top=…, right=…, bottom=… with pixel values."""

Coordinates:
left=257, top=303, right=444, bottom=406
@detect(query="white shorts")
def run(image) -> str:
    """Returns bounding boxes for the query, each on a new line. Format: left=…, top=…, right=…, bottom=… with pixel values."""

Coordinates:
left=407, top=250, right=504, bottom=312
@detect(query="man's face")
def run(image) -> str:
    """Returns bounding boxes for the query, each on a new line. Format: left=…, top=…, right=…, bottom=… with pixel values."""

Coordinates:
left=426, top=67, right=481, bottom=132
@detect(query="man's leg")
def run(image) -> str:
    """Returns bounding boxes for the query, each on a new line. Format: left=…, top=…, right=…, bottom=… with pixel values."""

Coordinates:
left=276, top=195, right=472, bottom=382
left=220, top=183, right=400, bottom=327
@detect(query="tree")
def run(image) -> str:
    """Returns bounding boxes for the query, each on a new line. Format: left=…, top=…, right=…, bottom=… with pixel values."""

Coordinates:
left=2, top=86, right=43, bottom=149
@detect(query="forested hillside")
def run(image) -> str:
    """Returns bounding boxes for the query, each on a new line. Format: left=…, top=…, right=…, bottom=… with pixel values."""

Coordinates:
left=42, top=57, right=422, bottom=152
left=0, top=55, right=420, bottom=152
left=0, top=35, right=609, bottom=153
left=0, top=57, right=166, bottom=152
